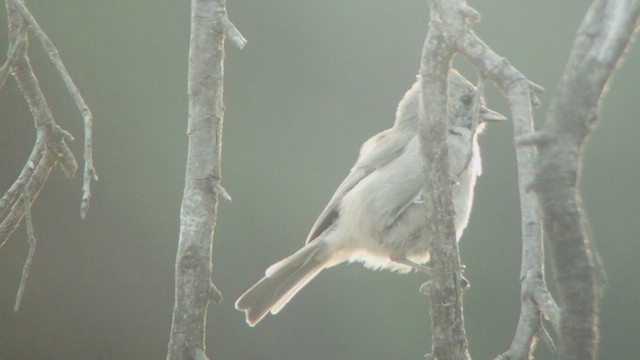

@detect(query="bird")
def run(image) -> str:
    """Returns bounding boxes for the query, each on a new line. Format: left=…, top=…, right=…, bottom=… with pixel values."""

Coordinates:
left=235, top=70, right=505, bottom=326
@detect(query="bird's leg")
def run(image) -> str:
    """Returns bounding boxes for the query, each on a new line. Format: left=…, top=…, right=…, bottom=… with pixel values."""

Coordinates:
left=391, top=255, right=430, bottom=274
left=390, top=255, right=434, bottom=295
left=420, top=265, right=470, bottom=296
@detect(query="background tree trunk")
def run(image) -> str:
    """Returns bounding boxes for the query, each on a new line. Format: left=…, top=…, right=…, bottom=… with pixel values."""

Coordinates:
left=520, top=1, right=640, bottom=358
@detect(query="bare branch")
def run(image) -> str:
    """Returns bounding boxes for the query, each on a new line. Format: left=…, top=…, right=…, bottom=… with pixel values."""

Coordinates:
left=215, top=6, right=247, bottom=50
left=10, top=47, right=77, bottom=176
left=0, top=20, right=27, bottom=91
left=418, top=1, right=470, bottom=359
left=2, top=1, right=96, bottom=310
left=421, top=0, right=561, bottom=358
left=166, top=0, right=244, bottom=359
left=208, top=282, right=223, bottom=303
left=13, top=186, right=37, bottom=311
left=10, top=0, right=98, bottom=218
left=213, top=182, right=232, bottom=202
left=417, top=1, right=555, bottom=358
left=0, top=137, right=44, bottom=220
left=0, top=149, right=56, bottom=249
left=532, top=279, right=560, bottom=331
left=524, top=1, right=640, bottom=358
left=1, top=1, right=73, bottom=249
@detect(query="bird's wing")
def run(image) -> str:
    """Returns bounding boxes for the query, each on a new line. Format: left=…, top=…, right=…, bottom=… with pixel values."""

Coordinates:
left=386, top=189, right=424, bottom=228
left=305, top=128, right=410, bottom=244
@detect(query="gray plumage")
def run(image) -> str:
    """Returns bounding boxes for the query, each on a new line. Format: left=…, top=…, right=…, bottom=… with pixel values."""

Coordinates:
left=235, top=70, right=505, bottom=326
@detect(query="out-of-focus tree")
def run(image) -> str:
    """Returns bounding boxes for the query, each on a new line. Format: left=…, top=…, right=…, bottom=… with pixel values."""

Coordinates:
left=0, top=0, right=96, bottom=312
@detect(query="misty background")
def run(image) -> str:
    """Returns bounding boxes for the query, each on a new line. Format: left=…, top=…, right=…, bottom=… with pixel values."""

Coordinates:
left=0, top=1, right=638, bottom=359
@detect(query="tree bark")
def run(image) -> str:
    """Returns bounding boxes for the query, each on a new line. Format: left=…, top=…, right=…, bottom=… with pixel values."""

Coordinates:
left=519, top=1, right=640, bottom=359
left=166, top=1, right=244, bottom=359
left=418, top=2, right=470, bottom=359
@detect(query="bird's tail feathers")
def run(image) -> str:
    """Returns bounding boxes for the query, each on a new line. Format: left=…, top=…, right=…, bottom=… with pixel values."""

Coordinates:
left=235, top=240, right=334, bottom=326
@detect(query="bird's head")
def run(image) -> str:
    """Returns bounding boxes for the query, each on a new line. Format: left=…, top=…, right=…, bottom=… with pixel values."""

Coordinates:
left=394, top=70, right=505, bottom=133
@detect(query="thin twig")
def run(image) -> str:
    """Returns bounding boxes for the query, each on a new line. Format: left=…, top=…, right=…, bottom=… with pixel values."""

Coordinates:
left=0, top=149, right=56, bottom=249
left=14, top=186, right=37, bottom=312
left=217, top=14, right=247, bottom=49
left=0, top=137, right=44, bottom=220
left=0, top=20, right=27, bottom=91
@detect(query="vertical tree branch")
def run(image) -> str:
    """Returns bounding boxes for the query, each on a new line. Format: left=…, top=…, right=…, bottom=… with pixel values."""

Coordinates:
left=418, top=1, right=470, bottom=359
left=518, top=1, right=640, bottom=359
left=454, top=24, right=558, bottom=358
left=166, top=0, right=244, bottom=359
left=420, top=0, right=560, bottom=358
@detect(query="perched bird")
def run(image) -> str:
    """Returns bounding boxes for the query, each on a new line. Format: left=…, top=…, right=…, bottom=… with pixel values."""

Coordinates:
left=236, top=70, right=505, bottom=326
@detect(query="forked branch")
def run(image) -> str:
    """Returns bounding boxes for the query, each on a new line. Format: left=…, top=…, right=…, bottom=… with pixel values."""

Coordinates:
left=1, top=0, right=95, bottom=310
left=419, top=0, right=557, bottom=358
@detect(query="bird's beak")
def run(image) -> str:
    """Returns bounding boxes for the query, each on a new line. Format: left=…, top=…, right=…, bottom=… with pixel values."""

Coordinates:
left=480, top=106, right=507, bottom=122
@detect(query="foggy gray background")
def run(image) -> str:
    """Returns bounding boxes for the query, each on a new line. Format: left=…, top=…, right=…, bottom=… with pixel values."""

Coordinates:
left=0, top=1, right=638, bottom=359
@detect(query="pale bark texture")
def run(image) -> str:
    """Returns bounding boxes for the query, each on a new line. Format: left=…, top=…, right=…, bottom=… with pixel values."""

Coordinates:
left=418, top=2, right=470, bottom=359
left=166, top=0, right=244, bottom=359
left=417, top=0, right=553, bottom=358
left=519, top=1, right=640, bottom=359
left=1, top=0, right=95, bottom=311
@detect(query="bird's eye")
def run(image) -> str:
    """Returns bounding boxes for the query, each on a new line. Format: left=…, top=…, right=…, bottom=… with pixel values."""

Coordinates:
left=461, top=94, right=473, bottom=106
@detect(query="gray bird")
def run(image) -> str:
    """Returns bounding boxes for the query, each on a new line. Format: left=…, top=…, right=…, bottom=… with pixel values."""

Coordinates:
left=236, top=70, right=505, bottom=326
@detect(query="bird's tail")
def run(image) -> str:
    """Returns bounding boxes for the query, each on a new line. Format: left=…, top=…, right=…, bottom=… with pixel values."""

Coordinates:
left=235, top=240, right=335, bottom=326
